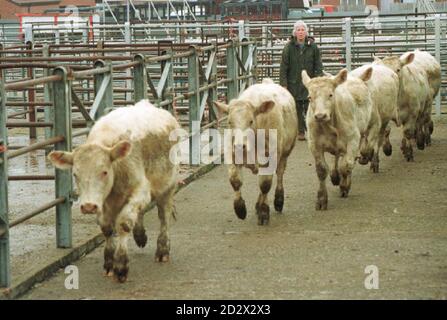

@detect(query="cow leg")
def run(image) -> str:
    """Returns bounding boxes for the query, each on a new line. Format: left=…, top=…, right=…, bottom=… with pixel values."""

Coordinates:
left=99, top=215, right=115, bottom=277
left=274, top=157, right=287, bottom=213
left=113, top=182, right=151, bottom=283
left=133, top=211, right=147, bottom=248
left=314, top=153, right=329, bottom=210
left=401, top=124, right=414, bottom=162
left=369, top=127, right=381, bottom=174
left=382, top=124, right=392, bottom=157
left=256, top=174, right=273, bottom=225
left=415, top=116, right=426, bottom=151
left=339, top=141, right=357, bottom=198
left=330, top=156, right=340, bottom=186
left=155, top=186, right=175, bottom=263
left=229, top=164, right=247, bottom=220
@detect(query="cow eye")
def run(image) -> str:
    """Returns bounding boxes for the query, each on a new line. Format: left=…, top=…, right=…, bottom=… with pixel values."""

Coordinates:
left=73, top=173, right=78, bottom=180
left=397, top=68, right=401, bottom=73
left=101, top=171, right=108, bottom=177
left=329, top=94, right=333, bottom=98
left=249, top=120, right=253, bottom=126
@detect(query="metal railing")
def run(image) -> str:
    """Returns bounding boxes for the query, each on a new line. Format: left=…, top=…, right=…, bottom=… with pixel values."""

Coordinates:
left=0, top=37, right=257, bottom=288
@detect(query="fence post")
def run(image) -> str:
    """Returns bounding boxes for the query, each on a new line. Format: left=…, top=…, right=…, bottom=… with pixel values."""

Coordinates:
left=344, top=17, right=352, bottom=71
left=166, top=50, right=174, bottom=114
left=26, top=41, right=36, bottom=139
left=226, top=39, right=238, bottom=102
left=0, top=78, right=11, bottom=288
left=125, top=22, right=132, bottom=102
left=434, top=14, right=441, bottom=117
left=208, top=44, right=218, bottom=124
left=93, top=60, right=113, bottom=119
left=238, top=20, right=245, bottom=40
left=133, top=54, right=148, bottom=102
left=188, top=46, right=201, bottom=166
left=52, top=67, right=73, bottom=248
left=42, top=45, right=54, bottom=148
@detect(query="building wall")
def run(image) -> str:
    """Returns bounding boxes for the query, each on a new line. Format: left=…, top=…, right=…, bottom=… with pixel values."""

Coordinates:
left=1, top=1, right=96, bottom=20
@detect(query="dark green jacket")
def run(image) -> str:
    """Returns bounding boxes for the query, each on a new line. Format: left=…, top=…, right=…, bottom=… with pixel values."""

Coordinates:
left=279, top=36, right=324, bottom=100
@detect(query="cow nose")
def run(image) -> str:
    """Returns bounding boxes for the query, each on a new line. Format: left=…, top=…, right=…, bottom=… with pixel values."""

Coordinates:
left=314, top=113, right=327, bottom=121
left=81, top=203, right=98, bottom=214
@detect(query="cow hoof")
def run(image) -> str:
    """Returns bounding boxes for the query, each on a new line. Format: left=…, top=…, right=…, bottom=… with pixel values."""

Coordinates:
left=425, top=135, right=431, bottom=146
left=256, top=203, right=270, bottom=226
left=416, top=132, right=425, bottom=150
left=133, top=227, right=148, bottom=248
left=103, top=270, right=114, bottom=277
left=383, top=143, right=392, bottom=157
left=405, top=154, right=414, bottom=162
left=315, top=199, right=327, bottom=211
left=330, top=170, right=340, bottom=186
left=340, top=187, right=349, bottom=198
left=103, top=261, right=113, bottom=277
left=113, top=259, right=129, bottom=283
left=429, top=121, right=434, bottom=135
left=358, top=156, right=369, bottom=165
left=113, top=268, right=128, bottom=283
left=370, top=163, right=379, bottom=173
left=155, top=253, right=170, bottom=263
left=274, top=189, right=284, bottom=212
left=234, top=198, right=247, bottom=220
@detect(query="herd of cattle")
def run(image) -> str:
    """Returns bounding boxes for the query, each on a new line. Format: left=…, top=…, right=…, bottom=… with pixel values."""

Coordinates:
left=46, top=49, right=441, bottom=283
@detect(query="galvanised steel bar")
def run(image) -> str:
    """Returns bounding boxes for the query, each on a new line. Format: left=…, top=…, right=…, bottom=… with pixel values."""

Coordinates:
left=7, top=136, right=64, bottom=160
left=225, top=39, right=238, bottom=102
left=133, top=54, right=148, bottom=102
left=0, top=78, right=11, bottom=288
left=26, top=41, right=37, bottom=139
left=91, top=60, right=113, bottom=120
left=4, top=75, right=62, bottom=91
left=52, top=67, right=73, bottom=249
left=6, top=122, right=53, bottom=128
left=188, top=46, right=201, bottom=166
left=43, top=44, right=54, bottom=145
left=8, top=175, right=55, bottom=181
left=0, top=198, right=65, bottom=236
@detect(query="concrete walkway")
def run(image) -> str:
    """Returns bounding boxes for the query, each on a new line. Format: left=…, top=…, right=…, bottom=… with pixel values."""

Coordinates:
left=22, top=119, right=447, bottom=299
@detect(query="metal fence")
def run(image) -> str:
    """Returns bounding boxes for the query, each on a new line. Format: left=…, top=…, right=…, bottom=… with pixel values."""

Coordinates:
left=0, top=38, right=257, bottom=288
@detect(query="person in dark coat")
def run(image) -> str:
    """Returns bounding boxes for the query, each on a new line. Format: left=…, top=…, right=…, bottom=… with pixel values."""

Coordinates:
left=280, top=20, right=324, bottom=140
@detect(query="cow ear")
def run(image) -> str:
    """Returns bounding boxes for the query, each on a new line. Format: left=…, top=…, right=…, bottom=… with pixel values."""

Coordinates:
left=400, top=52, right=414, bottom=66
left=255, top=100, right=275, bottom=115
left=359, top=67, right=373, bottom=82
left=48, top=151, right=73, bottom=170
left=110, top=140, right=132, bottom=162
left=213, top=101, right=229, bottom=115
left=334, top=68, right=348, bottom=86
left=301, top=70, right=311, bottom=87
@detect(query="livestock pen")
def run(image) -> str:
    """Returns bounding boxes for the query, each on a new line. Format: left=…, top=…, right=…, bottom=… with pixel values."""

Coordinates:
left=0, top=12, right=446, bottom=299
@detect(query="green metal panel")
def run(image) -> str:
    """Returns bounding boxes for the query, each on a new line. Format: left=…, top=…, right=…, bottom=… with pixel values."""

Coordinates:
left=226, top=40, right=238, bottom=102
left=0, top=78, right=11, bottom=288
left=133, top=54, right=148, bottom=102
left=52, top=67, right=73, bottom=249
left=188, top=46, right=201, bottom=166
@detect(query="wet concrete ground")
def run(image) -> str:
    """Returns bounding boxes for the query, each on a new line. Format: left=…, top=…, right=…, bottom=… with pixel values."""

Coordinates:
left=14, top=118, right=447, bottom=299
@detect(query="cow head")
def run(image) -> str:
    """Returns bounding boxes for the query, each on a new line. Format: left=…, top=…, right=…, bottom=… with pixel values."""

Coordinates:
left=48, top=141, right=132, bottom=215
left=302, top=68, right=348, bottom=123
left=213, top=99, right=275, bottom=154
